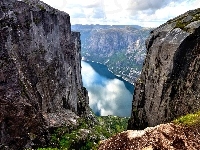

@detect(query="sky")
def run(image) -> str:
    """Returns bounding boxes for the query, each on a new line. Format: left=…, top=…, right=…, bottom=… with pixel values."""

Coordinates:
left=41, top=0, right=200, bottom=27
left=81, top=61, right=132, bottom=117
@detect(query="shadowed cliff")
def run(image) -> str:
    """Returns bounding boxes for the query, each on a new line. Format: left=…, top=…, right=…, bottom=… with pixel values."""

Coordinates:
left=0, top=0, right=91, bottom=149
left=128, top=8, right=200, bottom=130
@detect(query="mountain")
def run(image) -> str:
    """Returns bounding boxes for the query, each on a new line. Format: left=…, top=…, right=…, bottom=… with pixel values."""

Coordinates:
left=128, top=8, right=200, bottom=130
left=72, top=24, right=153, bottom=83
left=0, top=0, right=92, bottom=149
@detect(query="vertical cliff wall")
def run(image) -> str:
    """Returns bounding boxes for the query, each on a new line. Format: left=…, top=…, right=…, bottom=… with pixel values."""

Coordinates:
left=128, top=8, right=200, bottom=129
left=0, top=0, right=90, bottom=149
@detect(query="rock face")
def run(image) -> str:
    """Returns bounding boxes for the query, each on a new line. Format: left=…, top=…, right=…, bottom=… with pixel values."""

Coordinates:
left=98, top=123, right=200, bottom=150
left=0, top=0, right=90, bottom=149
left=128, top=8, right=200, bottom=129
left=72, top=25, right=152, bottom=83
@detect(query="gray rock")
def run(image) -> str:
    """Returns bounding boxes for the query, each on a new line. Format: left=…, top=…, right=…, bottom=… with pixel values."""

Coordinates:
left=185, top=20, right=200, bottom=33
left=0, top=0, right=90, bottom=149
left=182, top=15, right=193, bottom=23
left=128, top=8, right=200, bottom=129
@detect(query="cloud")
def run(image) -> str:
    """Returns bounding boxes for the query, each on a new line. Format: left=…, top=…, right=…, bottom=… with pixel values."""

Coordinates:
left=91, top=8, right=106, bottom=18
left=126, top=0, right=182, bottom=13
left=69, top=8, right=86, bottom=18
left=81, top=61, right=132, bottom=117
left=41, top=0, right=200, bottom=27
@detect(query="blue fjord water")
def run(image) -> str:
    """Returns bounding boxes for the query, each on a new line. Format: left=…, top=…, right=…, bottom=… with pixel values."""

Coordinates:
left=81, top=61, right=134, bottom=117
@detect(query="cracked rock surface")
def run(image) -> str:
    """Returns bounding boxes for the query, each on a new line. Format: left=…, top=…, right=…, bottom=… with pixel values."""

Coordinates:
left=0, top=0, right=90, bottom=149
left=128, top=8, right=200, bottom=130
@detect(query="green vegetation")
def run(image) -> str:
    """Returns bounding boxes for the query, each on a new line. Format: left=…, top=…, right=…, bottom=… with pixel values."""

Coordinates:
left=173, top=9, right=200, bottom=31
left=37, top=5, right=46, bottom=11
left=173, top=111, right=200, bottom=126
left=38, top=148, right=59, bottom=150
left=107, top=50, right=143, bottom=71
left=174, top=20, right=187, bottom=30
left=38, top=116, right=129, bottom=150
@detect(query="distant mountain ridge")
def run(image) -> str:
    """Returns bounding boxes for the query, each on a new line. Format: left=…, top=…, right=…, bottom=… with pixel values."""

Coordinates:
left=72, top=24, right=153, bottom=83
left=72, top=24, right=143, bottom=30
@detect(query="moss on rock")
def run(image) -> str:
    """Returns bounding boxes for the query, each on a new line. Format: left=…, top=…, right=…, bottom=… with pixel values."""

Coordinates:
left=173, top=111, right=200, bottom=126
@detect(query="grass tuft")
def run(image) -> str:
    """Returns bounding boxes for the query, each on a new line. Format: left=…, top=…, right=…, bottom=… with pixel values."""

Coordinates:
left=173, top=111, right=200, bottom=126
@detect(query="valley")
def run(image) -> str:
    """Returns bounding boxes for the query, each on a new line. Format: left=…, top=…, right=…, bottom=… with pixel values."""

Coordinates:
left=72, top=25, right=153, bottom=84
left=1, top=0, right=200, bottom=149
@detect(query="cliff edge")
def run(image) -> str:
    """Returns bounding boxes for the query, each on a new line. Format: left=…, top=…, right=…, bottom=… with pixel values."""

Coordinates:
left=0, top=0, right=91, bottom=149
left=128, top=8, right=200, bottom=129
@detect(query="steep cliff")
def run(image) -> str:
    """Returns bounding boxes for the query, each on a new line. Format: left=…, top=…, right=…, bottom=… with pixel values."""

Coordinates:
left=0, top=0, right=90, bottom=149
left=72, top=25, right=152, bottom=83
left=128, top=8, right=200, bottom=129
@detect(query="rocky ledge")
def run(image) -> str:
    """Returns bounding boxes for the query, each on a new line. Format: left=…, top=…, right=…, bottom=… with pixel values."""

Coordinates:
left=99, top=123, right=200, bottom=150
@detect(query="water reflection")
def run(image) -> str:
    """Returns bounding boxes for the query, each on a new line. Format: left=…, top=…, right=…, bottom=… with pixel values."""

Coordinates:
left=81, top=61, right=133, bottom=117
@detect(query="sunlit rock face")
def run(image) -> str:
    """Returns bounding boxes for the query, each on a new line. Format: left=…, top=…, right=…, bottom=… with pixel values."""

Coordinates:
left=128, top=8, right=200, bottom=130
left=0, top=0, right=90, bottom=149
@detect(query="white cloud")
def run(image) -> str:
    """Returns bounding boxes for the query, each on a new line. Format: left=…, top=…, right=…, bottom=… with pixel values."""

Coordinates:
left=41, top=0, right=200, bottom=27
left=81, top=61, right=132, bottom=117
